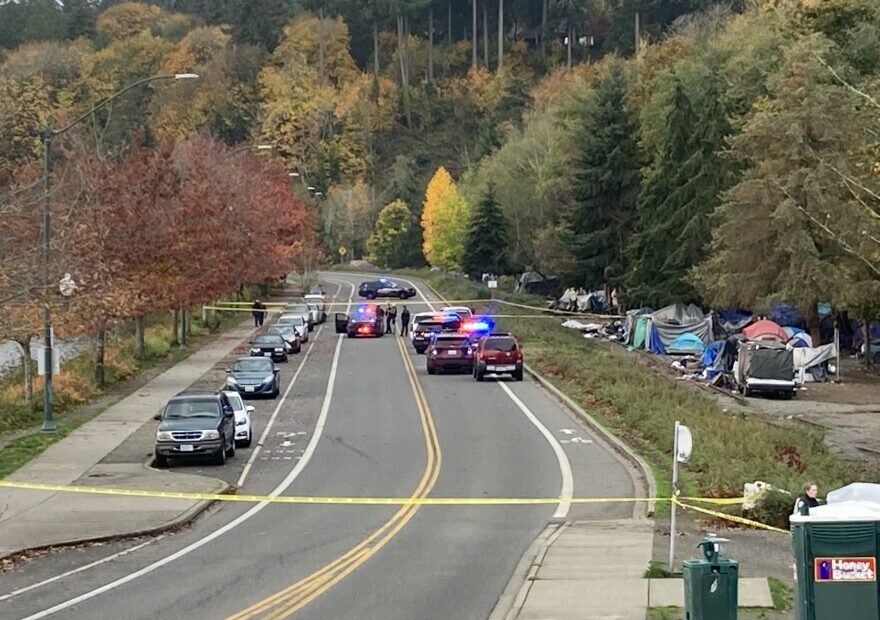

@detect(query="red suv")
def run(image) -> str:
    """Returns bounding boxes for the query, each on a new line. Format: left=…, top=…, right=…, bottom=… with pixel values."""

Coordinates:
left=473, top=333, right=523, bottom=382
left=426, top=333, right=474, bottom=375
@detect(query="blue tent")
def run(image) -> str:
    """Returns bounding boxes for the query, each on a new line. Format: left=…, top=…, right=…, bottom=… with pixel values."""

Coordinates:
left=667, top=332, right=706, bottom=355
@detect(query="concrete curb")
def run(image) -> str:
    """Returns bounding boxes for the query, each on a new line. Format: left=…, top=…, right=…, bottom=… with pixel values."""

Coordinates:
left=404, top=272, right=658, bottom=516
left=489, top=521, right=568, bottom=620
left=0, top=480, right=232, bottom=564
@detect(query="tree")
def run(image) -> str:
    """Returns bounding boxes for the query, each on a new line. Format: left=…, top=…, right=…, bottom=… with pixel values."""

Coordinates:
left=368, top=200, right=414, bottom=267
left=429, top=187, right=470, bottom=268
left=568, top=58, right=639, bottom=289
left=422, top=166, right=456, bottom=261
left=64, top=0, right=97, bottom=39
left=461, top=184, right=508, bottom=276
left=693, top=36, right=880, bottom=334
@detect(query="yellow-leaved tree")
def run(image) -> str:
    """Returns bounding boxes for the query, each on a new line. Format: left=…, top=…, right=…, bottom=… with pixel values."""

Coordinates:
left=421, top=166, right=469, bottom=269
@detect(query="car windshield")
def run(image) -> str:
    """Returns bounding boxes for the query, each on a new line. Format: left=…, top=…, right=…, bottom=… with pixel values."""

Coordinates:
left=233, top=359, right=273, bottom=373
left=226, top=394, right=243, bottom=410
left=268, top=326, right=293, bottom=336
left=287, top=305, right=309, bottom=313
left=254, top=336, right=282, bottom=345
left=483, top=337, right=517, bottom=352
left=307, top=304, right=318, bottom=310
left=435, top=337, right=468, bottom=347
left=163, top=400, right=219, bottom=419
left=279, top=316, right=304, bottom=326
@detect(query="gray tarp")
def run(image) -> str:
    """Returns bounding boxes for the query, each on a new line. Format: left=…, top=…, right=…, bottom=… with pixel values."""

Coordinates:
left=649, top=303, right=714, bottom=350
left=748, top=348, right=794, bottom=381
left=792, top=343, right=838, bottom=371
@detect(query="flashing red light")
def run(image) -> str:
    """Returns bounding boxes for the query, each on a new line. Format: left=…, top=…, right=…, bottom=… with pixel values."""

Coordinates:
left=357, top=325, right=371, bottom=334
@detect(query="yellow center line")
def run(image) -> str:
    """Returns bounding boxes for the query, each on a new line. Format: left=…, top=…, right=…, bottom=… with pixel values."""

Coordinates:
left=227, top=334, right=441, bottom=619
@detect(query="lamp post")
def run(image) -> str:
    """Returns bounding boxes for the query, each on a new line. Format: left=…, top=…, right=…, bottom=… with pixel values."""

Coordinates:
left=39, top=73, right=199, bottom=431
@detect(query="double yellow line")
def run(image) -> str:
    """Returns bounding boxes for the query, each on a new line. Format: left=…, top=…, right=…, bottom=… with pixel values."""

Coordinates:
left=227, top=335, right=441, bottom=619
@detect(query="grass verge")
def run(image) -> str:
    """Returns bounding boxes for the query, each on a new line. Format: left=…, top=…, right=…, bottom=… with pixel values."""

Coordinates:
left=404, top=269, right=865, bottom=521
left=767, top=577, right=793, bottom=611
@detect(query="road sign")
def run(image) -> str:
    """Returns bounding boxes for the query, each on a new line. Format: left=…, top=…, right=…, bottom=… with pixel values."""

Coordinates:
left=338, top=246, right=347, bottom=257
left=487, top=280, right=498, bottom=289
left=37, top=347, right=60, bottom=376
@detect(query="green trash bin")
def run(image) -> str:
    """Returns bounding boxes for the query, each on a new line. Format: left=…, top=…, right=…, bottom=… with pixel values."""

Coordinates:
left=790, top=484, right=880, bottom=620
left=683, top=535, right=739, bottom=620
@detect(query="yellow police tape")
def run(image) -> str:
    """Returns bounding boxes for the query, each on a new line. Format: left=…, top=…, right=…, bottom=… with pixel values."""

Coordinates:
left=0, top=480, right=786, bottom=532
left=674, top=497, right=789, bottom=534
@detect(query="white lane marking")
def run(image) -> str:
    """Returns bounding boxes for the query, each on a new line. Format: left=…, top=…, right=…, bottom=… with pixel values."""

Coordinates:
left=498, top=383, right=573, bottom=519
left=570, top=437, right=592, bottom=445
left=0, top=537, right=162, bottom=602
left=396, top=275, right=574, bottom=520
left=21, top=281, right=353, bottom=620
left=560, top=429, right=575, bottom=435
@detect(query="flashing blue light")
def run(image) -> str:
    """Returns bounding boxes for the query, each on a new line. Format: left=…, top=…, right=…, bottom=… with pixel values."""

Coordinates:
left=379, top=277, right=388, bottom=283
left=463, top=318, right=493, bottom=333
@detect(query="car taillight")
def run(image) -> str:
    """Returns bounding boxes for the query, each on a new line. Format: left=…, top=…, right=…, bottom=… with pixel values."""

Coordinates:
left=358, top=326, right=371, bottom=334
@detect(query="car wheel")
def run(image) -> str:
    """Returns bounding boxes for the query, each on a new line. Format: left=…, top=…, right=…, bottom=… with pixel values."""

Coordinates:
left=427, top=363, right=436, bottom=375
left=154, top=453, right=168, bottom=468
left=240, top=430, right=252, bottom=448
left=475, top=363, right=485, bottom=382
left=367, top=292, right=376, bottom=300
left=215, top=439, right=227, bottom=465
left=272, top=384, right=280, bottom=398
left=282, top=354, right=289, bottom=363
left=743, top=386, right=752, bottom=397
left=226, top=434, right=236, bottom=457
left=513, top=366, right=524, bottom=382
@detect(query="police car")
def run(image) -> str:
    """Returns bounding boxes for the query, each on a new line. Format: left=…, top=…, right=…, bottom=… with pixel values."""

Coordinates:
left=335, top=304, right=385, bottom=338
left=358, top=278, right=417, bottom=300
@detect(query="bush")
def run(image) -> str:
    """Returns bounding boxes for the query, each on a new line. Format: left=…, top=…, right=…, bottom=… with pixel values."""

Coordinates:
left=748, top=488, right=796, bottom=529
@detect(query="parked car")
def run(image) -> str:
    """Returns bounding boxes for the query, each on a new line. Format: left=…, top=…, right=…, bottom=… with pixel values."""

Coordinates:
left=358, top=278, right=416, bottom=300
left=305, top=301, right=324, bottom=325
left=153, top=391, right=237, bottom=467
left=249, top=334, right=289, bottom=362
left=441, top=306, right=474, bottom=320
left=285, top=303, right=314, bottom=331
left=335, top=304, right=385, bottom=337
left=277, top=314, right=309, bottom=343
left=426, top=332, right=474, bottom=374
left=222, top=390, right=254, bottom=447
left=473, top=332, right=524, bottom=381
left=304, top=294, right=327, bottom=320
left=266, top=325, right=302, bottom=354
left=225, top=356, right=280, bottom=398
left=309, top=286, right=326, bottom=299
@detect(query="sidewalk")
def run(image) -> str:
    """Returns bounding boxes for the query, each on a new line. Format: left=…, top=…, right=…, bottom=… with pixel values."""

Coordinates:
left=498, top=519, right=774, bottom=619
left=0, top=321, right=254, bottom=558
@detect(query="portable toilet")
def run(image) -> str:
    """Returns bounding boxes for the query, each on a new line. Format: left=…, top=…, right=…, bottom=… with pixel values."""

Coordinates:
left=790, top=483, right=880, bottom=620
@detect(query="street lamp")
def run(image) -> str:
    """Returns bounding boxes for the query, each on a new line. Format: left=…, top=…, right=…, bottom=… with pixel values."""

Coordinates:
left=38, top=72, right=199, bottom=432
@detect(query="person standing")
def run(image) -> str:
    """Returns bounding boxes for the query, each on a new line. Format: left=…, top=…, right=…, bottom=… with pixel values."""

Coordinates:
left=252, top=300, right=266, bottom=327
left=388, top=304, right=397, bottom=334
left=400, top=305, right=410, bottom=337
left=793, top=482, right=821, bottom=516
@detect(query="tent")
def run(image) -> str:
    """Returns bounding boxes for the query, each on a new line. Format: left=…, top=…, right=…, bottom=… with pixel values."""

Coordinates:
left=623, top=308, right=653, bottom=344
left=645, top=304, right=713, bottom=354
left=700, top=340, right=726, bottom=368
left=743, top=319, right=788, bottom=343
left=516, top=271, right=560, bottom=296
left=788, top=332, right=813, bottom=348
left=667, top=333, right=706, bottom=355
left=629, top=315, right=651, bottom=350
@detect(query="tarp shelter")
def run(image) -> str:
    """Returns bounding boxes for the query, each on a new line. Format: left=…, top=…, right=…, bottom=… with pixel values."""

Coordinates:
left=516, top=271, right=560, bottom=296
left=623, top=308, right=652, bottom=344
left=788, top=332, right=813, bottom=348
left=646, top=304, right=713, bottom=354
left=629, top=315, right=651, bottom=350
left=718, top=309, right=753, bottom=335
left=667, top=333, right=706, bottom=355
left=743, top=319, right=789, bottom=343
left=700, top=340, right=726, bottom=368
left=768, top=303, right=806, bottom=329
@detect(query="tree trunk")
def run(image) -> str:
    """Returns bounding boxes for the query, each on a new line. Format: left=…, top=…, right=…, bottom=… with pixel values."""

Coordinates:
left=634, top=10, right=640, bottom=57
left=170, top=308, right=179, bottom=348
left=180, top=307, right=188, bottom=349
left=428, top=5, right=434, bottom=83
left=15, top=338, right=33, bottom=410
left=497, top=0, right=504, bottom=70
left=471, top=0, right=477, bottom=69
left=482, top=2, right=488, bottom=67
left=865, top=320, right=872, bottom=370
left=567, top=24, right=573, bottom=69
left=134, top=315, right=145, bottom=360
left=397, top=14, right=412, bottom=129
left=373, top=19, right=380, bottom=80
left=95, top=323, right=106, bottom=387
left=541, top=0, right=548, bottom=58
left=318, top=7, right=326, bottom=85
left=448, top=0, right=452, bottom=46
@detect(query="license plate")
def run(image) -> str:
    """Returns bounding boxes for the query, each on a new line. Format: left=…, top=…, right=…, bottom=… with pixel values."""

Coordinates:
left=244, top=386, right=255, bottom=392
left=180, top=445, right=194, bottom=452
left=488, top=365, right=516, bottom=372
left=264, top=352, right=273, bottom=356
left=446, top=350, right=458, bottom=356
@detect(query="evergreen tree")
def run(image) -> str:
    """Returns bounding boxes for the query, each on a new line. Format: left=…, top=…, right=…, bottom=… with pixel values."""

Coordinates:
left=20, top=0, right=68, bottom=44
left=568, top=59, right=640, bottom=289
left=64, top=0, right=97, bottom=39
left=461, top=184, right=508, bottom=277
left=383, top=155, right=426, bottom=266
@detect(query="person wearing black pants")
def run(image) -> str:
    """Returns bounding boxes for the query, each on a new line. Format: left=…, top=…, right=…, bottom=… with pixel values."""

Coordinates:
left=399, top=306, right=410, bottom=337
left=252, top=300, right=266, bottom=327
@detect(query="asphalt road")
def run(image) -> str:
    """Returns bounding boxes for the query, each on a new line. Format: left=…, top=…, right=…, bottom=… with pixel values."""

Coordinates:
left=0, top=273, right=635, bottom=620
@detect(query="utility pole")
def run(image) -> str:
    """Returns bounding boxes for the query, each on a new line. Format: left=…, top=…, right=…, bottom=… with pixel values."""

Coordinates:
left=634, top=10, right=640, bottom=57
left=472, top=0, right=477, bottom=69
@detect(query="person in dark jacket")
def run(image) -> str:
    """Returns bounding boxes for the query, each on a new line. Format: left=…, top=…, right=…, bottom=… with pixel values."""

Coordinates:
left=400, top=306, right=410, bottom=337
left=375, top=304, right=385, bottom=330
left=793, top=482, right=821, bottom=516
left=252, top=300, right=266, bottom=327
left=386, top=304, right=397, bottom=334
